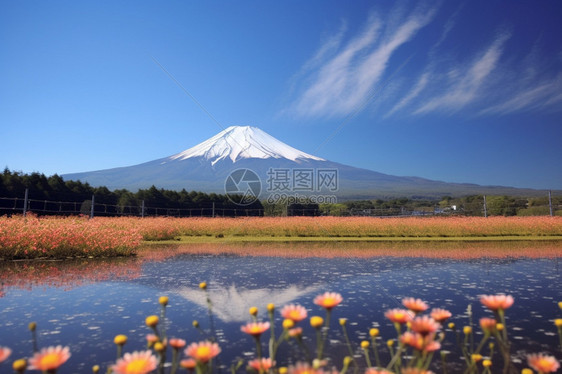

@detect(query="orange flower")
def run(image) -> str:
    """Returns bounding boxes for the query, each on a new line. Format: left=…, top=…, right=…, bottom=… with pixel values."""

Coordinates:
left=281, top=304, right=308, bottom=322
left=146, top=334, right=159, bottom=344
left=527, top=353, right=560, bottom=373
left=169, top=338, right=187, bottom=349
left=289, top=327, right=303, bottom=337
left=479, top=318, right=497, bottom=333
left=185, top=341, right=221, bottom=363
left=29, top=345, right=71, bottom=372
left=249, top=358, right=275, bottom=371
left=365, top=369, right=393, bottom=374
left=241, top=322, right=270, bottom=337
left=480, top=295, right=514, bottom=311
left=430, top=308, right=452, bottom=323
left=0, top=347, right=11, bottom=363
left=401, top=369, right=435, bottom=374
left=410, top=316, right=440, bottom=335
left=385, top=309, right=413, bottom=324
left=400, top=332, right=440, bottom=352
left=314, top=292, right=343, bottom=310
left=180, top=359, right=197, bottom=370
left=288, top=362, right=337, bottom=374
left=112, top=350, right=157, bottom=374
left=402, top=298, right=429, bottom=313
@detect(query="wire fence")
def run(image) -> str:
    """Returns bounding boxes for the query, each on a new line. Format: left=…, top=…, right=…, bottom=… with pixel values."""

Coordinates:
left=0, top=195, right=263, bottom=218
left=0, top=190, right=559, bottom=218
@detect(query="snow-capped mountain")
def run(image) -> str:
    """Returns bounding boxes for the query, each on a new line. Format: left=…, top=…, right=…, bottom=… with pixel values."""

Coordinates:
left=167, top=126, right=324, bottom=165
left=62, top=126, right=543, bottom=198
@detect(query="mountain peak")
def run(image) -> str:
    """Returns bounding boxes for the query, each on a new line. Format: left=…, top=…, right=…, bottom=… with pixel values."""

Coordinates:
left=168, top=126, right=325, bottom=165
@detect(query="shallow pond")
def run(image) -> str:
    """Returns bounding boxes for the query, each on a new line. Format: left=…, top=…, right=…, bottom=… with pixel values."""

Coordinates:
left=1, top=241, right=561, bottom=373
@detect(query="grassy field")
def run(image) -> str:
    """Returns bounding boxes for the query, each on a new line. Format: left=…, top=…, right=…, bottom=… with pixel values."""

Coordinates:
left=1, top=215, right=562, bottom=259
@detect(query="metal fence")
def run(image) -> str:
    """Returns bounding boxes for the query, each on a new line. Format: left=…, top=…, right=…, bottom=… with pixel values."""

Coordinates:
left=0, top=191, right=263, bottom=218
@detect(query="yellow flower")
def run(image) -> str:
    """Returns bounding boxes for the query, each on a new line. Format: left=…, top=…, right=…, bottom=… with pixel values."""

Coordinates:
left=483, top=360, right=492, bottom=367
left=387, top=339, right=394, bottom=348
left=199, top=282, right=207, bottom=290
left=114, top=334, right=128, bottom=345
left=489, top=342, right=495, bottom=350
left=496, top=323, right=504, bottom=331
left=267, top=303, right=275, bottom=312
left=279, top=367, right=288, bottom=374
left=343, top=356, right=352, bottom=366
left=92, top=364, right=100, bottom=373
left=554, top=319, right=562, bottom=327
left=369, top=328, right=379, bottom=337
left=154, top=342, right=165, bottom=352
left=28, top=322, right=37, bottom=332
left=361, top=340, right=369, bottom=349
left=522, top=369, right=533, bottom=374
left=13, top=359, right=27, bottom=372
left=463, top=326, right=472, bottom=335
left=471, top=354, right=482, bottom=362
left=159, top=296, right=169, bottom=306
left=249, top=307, right=258, bottom=316
left=145, top=315, right=159, bottom=328
left=310, top=316, right=324, bottom=328
left=448, top=322, right=455, bottom=329
left=192, top=320, right=199, bottom=328
left=339, top=318, right=347, bottom=326
left=558, top=301, right=562, bottom=310
left=283, top=319, right=295, bottom=329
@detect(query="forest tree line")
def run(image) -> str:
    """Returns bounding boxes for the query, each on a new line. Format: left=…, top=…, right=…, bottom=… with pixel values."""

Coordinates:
left=1, top=168, right=559, bottom=217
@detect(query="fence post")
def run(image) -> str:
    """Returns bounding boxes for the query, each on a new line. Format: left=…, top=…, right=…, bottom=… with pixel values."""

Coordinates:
left=212, top=202, right=215, bottom=218
left=90, top=195, right=95, bottom=219
left=141, top=200, right=145, bottom=218
left=549, top=190, right=553, bottom=217
left=483, top=195, right=487, bottom=218
left=23, top=188, right=29, bottom=217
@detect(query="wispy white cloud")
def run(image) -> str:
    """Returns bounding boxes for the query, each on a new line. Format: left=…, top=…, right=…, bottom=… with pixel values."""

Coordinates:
left=386, top=72, right=429, bottom=117
left=480, top=73, right=562, bottom=115
left=414, top=32, right=510, bottom=114
left=289, top=5, right=437, bottom=118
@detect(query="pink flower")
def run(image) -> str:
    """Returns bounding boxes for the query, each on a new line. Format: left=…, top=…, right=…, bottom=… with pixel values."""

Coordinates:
left=281, top=304, right=308, bottom=322
left=430, top=308, right=452, bottom=323
left=112, top=350, right=157, bottom=374
left=288, top=362, right=337, bottom=374
left=248, top=357, right=274, bottom=371
left=400, top=332, right=440, bottom=352
left=0, top=347, right=11, bottom=363
left=479, top=317, right=497, bottom=333
left=314, top=292, right=343, bottom=310
left=410, top=316, right=440, bottom=335
left=185, top=341, right=221, bottom=363
left=241, top=322, right=270, bottom=337
left=29, top=346, right=71, bottom=372
left=402, top=297, right=429, bottom=313
left=169, top=338, right=186, bottom=349
left=480, top=295, right=514, bottom=311
left=527, top=353, right=560, bottom=373
left=385, top=309, right=413, bottom=324
left=365, top=369, right=394, bottom=374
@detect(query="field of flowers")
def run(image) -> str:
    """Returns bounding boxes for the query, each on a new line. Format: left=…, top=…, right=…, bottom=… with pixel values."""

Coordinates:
left=0, top=214, right=142, bottom=259
left=1, top=287, right=561, bottom=374
left=1, top=215, right=562, bottom=260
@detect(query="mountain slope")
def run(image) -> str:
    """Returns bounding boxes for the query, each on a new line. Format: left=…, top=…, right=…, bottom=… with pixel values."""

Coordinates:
left=62, top=126, right=547, bottom=198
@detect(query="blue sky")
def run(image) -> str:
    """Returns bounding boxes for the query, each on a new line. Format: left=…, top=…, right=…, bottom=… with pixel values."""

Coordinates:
left=1, top=1, right=561, bottom=190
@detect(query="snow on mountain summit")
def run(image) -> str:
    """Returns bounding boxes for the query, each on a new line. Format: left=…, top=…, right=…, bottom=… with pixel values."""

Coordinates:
left=169, top=126, right=325, bottom=165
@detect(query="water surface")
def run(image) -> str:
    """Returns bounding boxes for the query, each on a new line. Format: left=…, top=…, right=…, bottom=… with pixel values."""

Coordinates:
left=1, top=241, right=561, bottom=373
